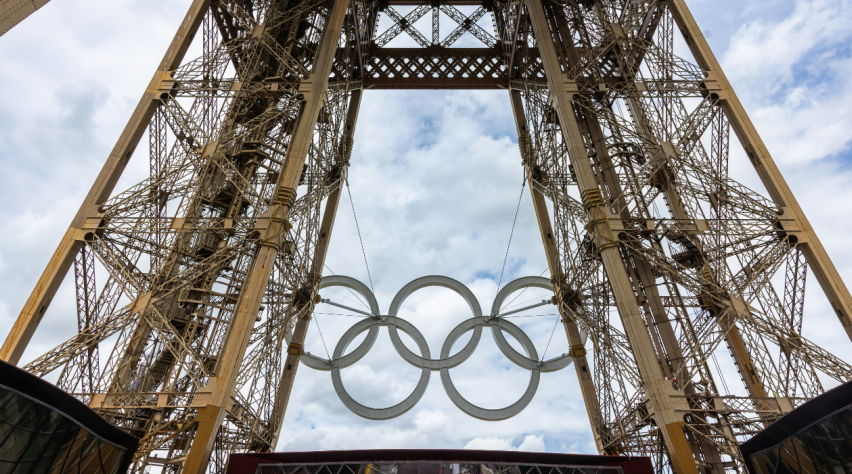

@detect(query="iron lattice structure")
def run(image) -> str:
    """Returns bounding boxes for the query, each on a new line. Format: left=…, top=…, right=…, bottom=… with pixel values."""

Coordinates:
left=2, top=0, right=852, bottom=473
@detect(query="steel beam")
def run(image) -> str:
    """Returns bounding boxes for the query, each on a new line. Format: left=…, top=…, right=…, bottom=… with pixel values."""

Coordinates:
left=525, top=0, right=701, bottom=472
left=180, top=1, right=350, bottom=472
left=363, top=47, right=507, bottom=89
left=268, top=89, right=363, bottom=449
left=0, top=0, right=211, bottom=365
left=667, top=0, right=852, bottom=343
left=0, top=0, right=50, bottom=36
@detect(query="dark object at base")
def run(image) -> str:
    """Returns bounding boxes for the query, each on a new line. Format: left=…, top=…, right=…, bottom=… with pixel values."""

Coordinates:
left=0, top=359, right=138, bottom=474
left=741, top=380, right=852, bottom=474
left=227, top=449, right=653, bottom=474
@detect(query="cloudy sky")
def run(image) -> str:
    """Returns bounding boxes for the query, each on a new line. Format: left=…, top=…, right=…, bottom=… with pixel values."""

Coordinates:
left=2, top=0, right=852, bottom=456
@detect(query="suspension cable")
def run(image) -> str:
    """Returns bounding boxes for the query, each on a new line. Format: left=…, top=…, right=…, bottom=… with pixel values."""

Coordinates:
left=313, top=314, right=332, bottom=360
left=540, top=314, right=561, bottom=362
left=346, top=179, right=376, bottom=294
left=501, top=267, right=549, bottom=312
left=323, top=263, right=371, bottom=310
left=496, top=177, right=527, bottom=293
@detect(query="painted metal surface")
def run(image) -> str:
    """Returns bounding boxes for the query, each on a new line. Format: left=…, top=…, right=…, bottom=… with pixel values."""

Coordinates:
left=294, top=275, right=583, bottom=421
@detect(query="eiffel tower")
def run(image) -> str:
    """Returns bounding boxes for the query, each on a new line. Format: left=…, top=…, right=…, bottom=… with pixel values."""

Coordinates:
left=2, top=0, right=852, bottom=473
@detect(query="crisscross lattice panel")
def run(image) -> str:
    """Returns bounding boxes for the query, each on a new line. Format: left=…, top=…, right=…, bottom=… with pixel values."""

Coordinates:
left=363, top=46, right=507, bottom=89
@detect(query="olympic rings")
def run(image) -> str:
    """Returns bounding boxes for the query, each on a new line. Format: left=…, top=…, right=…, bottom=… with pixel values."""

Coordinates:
left=287, top=275, right=587, bottom=421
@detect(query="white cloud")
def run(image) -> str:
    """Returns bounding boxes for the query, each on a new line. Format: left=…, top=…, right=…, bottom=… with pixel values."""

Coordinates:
left=723, top=0, right=852, bottom=96
left=517, top=435, right=547, bottom=452
left=722, top=0, right=852, bottom=165
left=0, top=0, right=850, bottom=460
left=462, top=434, right=545, bottom=452
left=463, top=437, right=515, bottom=451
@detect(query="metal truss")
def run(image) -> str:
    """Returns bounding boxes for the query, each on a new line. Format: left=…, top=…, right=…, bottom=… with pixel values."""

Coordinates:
left=374, top=1, right=495, bottom=48
left=502, top=1, right=852, bottom=473
left=5, top=0, right=364, bottom=472
left=3, top=0, right=852, bottom=474
left=364, top=46, right=507, bottom=89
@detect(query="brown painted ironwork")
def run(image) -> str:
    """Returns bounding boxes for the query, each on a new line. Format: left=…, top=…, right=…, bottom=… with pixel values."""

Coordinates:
left=3, top=0, right=852, bottom=473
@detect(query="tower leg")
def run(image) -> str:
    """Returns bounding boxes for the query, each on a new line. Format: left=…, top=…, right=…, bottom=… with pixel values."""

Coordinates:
left=525, top=0, right=701, bottom=471
left=667, top=0, right=852, bottom=343
left=508, top=89, right=605, bottom=453
left=269, top=89, right=363, bottom=449
left=0, top=0, right=211, bottom=365
left=181, top=1, right=349, bottom=471
left=1, top=0, right=51, bottom=36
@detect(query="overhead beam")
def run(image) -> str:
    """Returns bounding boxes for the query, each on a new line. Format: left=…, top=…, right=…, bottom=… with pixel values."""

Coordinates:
left=363, top=46, right=507, bottom=89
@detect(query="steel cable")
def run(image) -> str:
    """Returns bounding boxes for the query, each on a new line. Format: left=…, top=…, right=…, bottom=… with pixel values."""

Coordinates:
left=346, top=180, right=376, bottom=294
left=496, top=178, right=527, bottom=293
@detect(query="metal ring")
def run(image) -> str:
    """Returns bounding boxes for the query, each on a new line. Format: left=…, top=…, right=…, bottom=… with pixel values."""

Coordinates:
left=330, top=317, right=430, bottom=420
left=490, top=276, right=586, bottom=372
left=297, top=275, right=584, bottom=421
left=439, top=316, right=541, bottom=421
left=386, top=275, right=483, bottom=369
left=287, top=275, right=381, bottom=371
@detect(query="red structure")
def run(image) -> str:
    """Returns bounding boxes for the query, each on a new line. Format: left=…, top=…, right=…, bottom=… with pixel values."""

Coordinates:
left=226, top=449, right=653, bottom=474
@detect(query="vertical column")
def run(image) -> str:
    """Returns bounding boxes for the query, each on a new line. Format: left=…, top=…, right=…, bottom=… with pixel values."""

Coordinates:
left=269, top=89, right=362, bottom=449
left=545, top=1, right=698, bottom=391
left=1, top=0, right=212, bottom=365
left=508, top=89, right=605, bottom=453
left=181, top=1, right=349, bottom=472
left=667, top=0, right=852, bottom=342
left=525, top=1, right=699, bottom=472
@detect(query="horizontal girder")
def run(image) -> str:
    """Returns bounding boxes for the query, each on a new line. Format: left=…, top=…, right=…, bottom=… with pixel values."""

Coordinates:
left=363, top=46, right=507, bottom=89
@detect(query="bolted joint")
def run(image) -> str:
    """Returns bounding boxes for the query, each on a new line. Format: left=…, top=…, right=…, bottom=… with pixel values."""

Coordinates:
left=286, top=342, right=304, bottom=356
left=596, top=241, right=619, bottom=251
left=697, top=293, right=719, bottom=316
left=531, top=165, right=547, bottom=182
left=518, top=133, right=534, bottom=165
left=583, top=218, right=619, bottom=251
left=569, top=344, right=587, bottom=357
left=306, top=272, right=322, bottom=286
left=258, top=240, right=280, bottom=250
left=580, top=189, right=620, bottom=252
left=604, top=23, right=626, bottom=40
left=581, top=189, right=605, bottom=211
left=293, top=287, right=315, bottom=307
left=550, top=272, right=565, bottom=285
left=338, top=136, right=355, bottom=166
left=556, top=287, right=583, bottom=307
left=154, top=70, right=178, bottom=100
left=326, top=165, right=343, bottom=184
left=256, top=217, right=293, bottom=249
left=273, top=186, right=297, bottom=207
